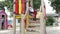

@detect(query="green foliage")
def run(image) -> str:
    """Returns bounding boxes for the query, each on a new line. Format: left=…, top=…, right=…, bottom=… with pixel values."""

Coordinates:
left=0, top=0, right=13, bottom=17
left=0, top=0, right=13, bottom=12
left=46, top=16, right=54, bottom=26
left=33, top=0, right=41, bottom=9
left=49, top=0, right=55, bottom=2
left=49, top=0, right=60, bottom=13
left=0, top=3, right=4, bottom=10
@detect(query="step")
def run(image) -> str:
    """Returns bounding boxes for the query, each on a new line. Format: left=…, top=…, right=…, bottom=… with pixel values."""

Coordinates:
left=29, top=18, right=40, bottom=20
left=29, top=22, right=40, bottom=24
left=28, top=23, right=40, bottom=26
left=29, top=19, right=40, bottom=22
left=27, top=27, right=40, bottom=30
left=29, top=19, right=40, bottom=21
left=28, top=25, right=40, bottom=28
left=26, top=32, right=40, bottom=34
left=27, top=26, right=40, bottom=32
left=26, top=29, right=40, bottom=32
left=29, top=20, right=40, bottom=23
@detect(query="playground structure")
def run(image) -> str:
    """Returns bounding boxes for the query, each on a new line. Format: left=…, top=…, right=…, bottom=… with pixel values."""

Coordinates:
left=13, top=0, right=46, bottom=34
left=0, top=10, right=8, bottom=30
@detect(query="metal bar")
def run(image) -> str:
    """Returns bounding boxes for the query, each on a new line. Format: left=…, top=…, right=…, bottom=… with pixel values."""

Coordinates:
left=13, top=0, right=16, bottom=34
left=40, top=0, right=46, bottom=34
left=21, top=0, right=29, bottom=34
left=30, top=0, right=33, bottom=7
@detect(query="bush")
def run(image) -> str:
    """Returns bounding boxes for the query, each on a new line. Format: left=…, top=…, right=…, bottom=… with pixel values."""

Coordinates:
left=46, top=16, right=55, bottom=26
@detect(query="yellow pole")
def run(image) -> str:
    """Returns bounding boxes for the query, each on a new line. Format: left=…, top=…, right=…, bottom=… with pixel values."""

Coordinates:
left=25, top=0, right=29, bottom=32
left=19, top=0, right=22, bottom=14
left=26, top=15, right=29, bottom=32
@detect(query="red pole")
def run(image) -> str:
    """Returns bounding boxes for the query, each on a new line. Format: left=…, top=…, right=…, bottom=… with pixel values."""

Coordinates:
left=22, top=0, right=25, bottom=14
left=22, top=0, right=26, bottom=28
left=15, top=0, right=19, bottom=14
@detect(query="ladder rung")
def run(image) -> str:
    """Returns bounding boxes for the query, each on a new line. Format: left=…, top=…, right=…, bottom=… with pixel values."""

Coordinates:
left=26, top=29, right=40, bottom=32
left=26, top=32, right=40, bottom=34
left=29, top=24, right=40, bottom=26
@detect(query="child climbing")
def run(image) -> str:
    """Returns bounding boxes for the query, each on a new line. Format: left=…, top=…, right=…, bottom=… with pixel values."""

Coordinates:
left=29, top=5, right=34, bottom=16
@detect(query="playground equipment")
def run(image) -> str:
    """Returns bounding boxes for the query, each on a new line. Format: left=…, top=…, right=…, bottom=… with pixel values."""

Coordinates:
left=13, top=0, right=46, bottom=34
left=0, top=10, right=8, bottom=30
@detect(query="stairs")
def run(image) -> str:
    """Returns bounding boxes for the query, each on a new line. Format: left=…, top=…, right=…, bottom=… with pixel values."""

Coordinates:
left=26, top=17, right=40, bottom=34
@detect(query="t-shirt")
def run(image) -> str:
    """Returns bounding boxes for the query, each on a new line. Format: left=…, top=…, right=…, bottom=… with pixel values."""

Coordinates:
left=29, top=7, right=34, bottom=12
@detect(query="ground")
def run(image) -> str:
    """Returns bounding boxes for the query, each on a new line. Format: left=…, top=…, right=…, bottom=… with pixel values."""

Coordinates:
left=46, top=26, right=60, bottom=34
left=0, top=26, right=60, bottom=34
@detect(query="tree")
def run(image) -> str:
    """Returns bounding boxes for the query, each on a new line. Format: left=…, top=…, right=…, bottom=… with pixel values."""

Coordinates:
left=0, top=0, right=13, bottom=17
left=33, top=0, right=41, bottom=9
left=49, top=0, right=60, bottom=14
left=46, top=16, right=54, bottom=26
left=0, top=0, right=13, bottom=12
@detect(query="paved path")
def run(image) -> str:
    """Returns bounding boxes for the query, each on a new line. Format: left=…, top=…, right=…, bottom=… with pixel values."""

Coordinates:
left=0, top=26, right=60, bottom=34
left=46, top=26, right=60, bottom=34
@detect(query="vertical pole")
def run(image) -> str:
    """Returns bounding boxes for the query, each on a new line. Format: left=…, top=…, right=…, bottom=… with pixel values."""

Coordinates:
left=13, top=14, right=16, bottom=34
left=20, top=0, right=25, bottom=33
left=30, top=0, right=33, bottom=7
left=25, top=0, right=29, bottom=32
left=21, top=0, right=29, bottom=34
left=15, top=0, right=19, bottom=14
left=19, top=0, right=22, bottom=14
left=21, top=14, right=25, bottom=34
left=40, top=0, right=46, bottom=34
left=22, top=0, right=25, bottom=14
left=13, top=0, right=16, bottom=34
